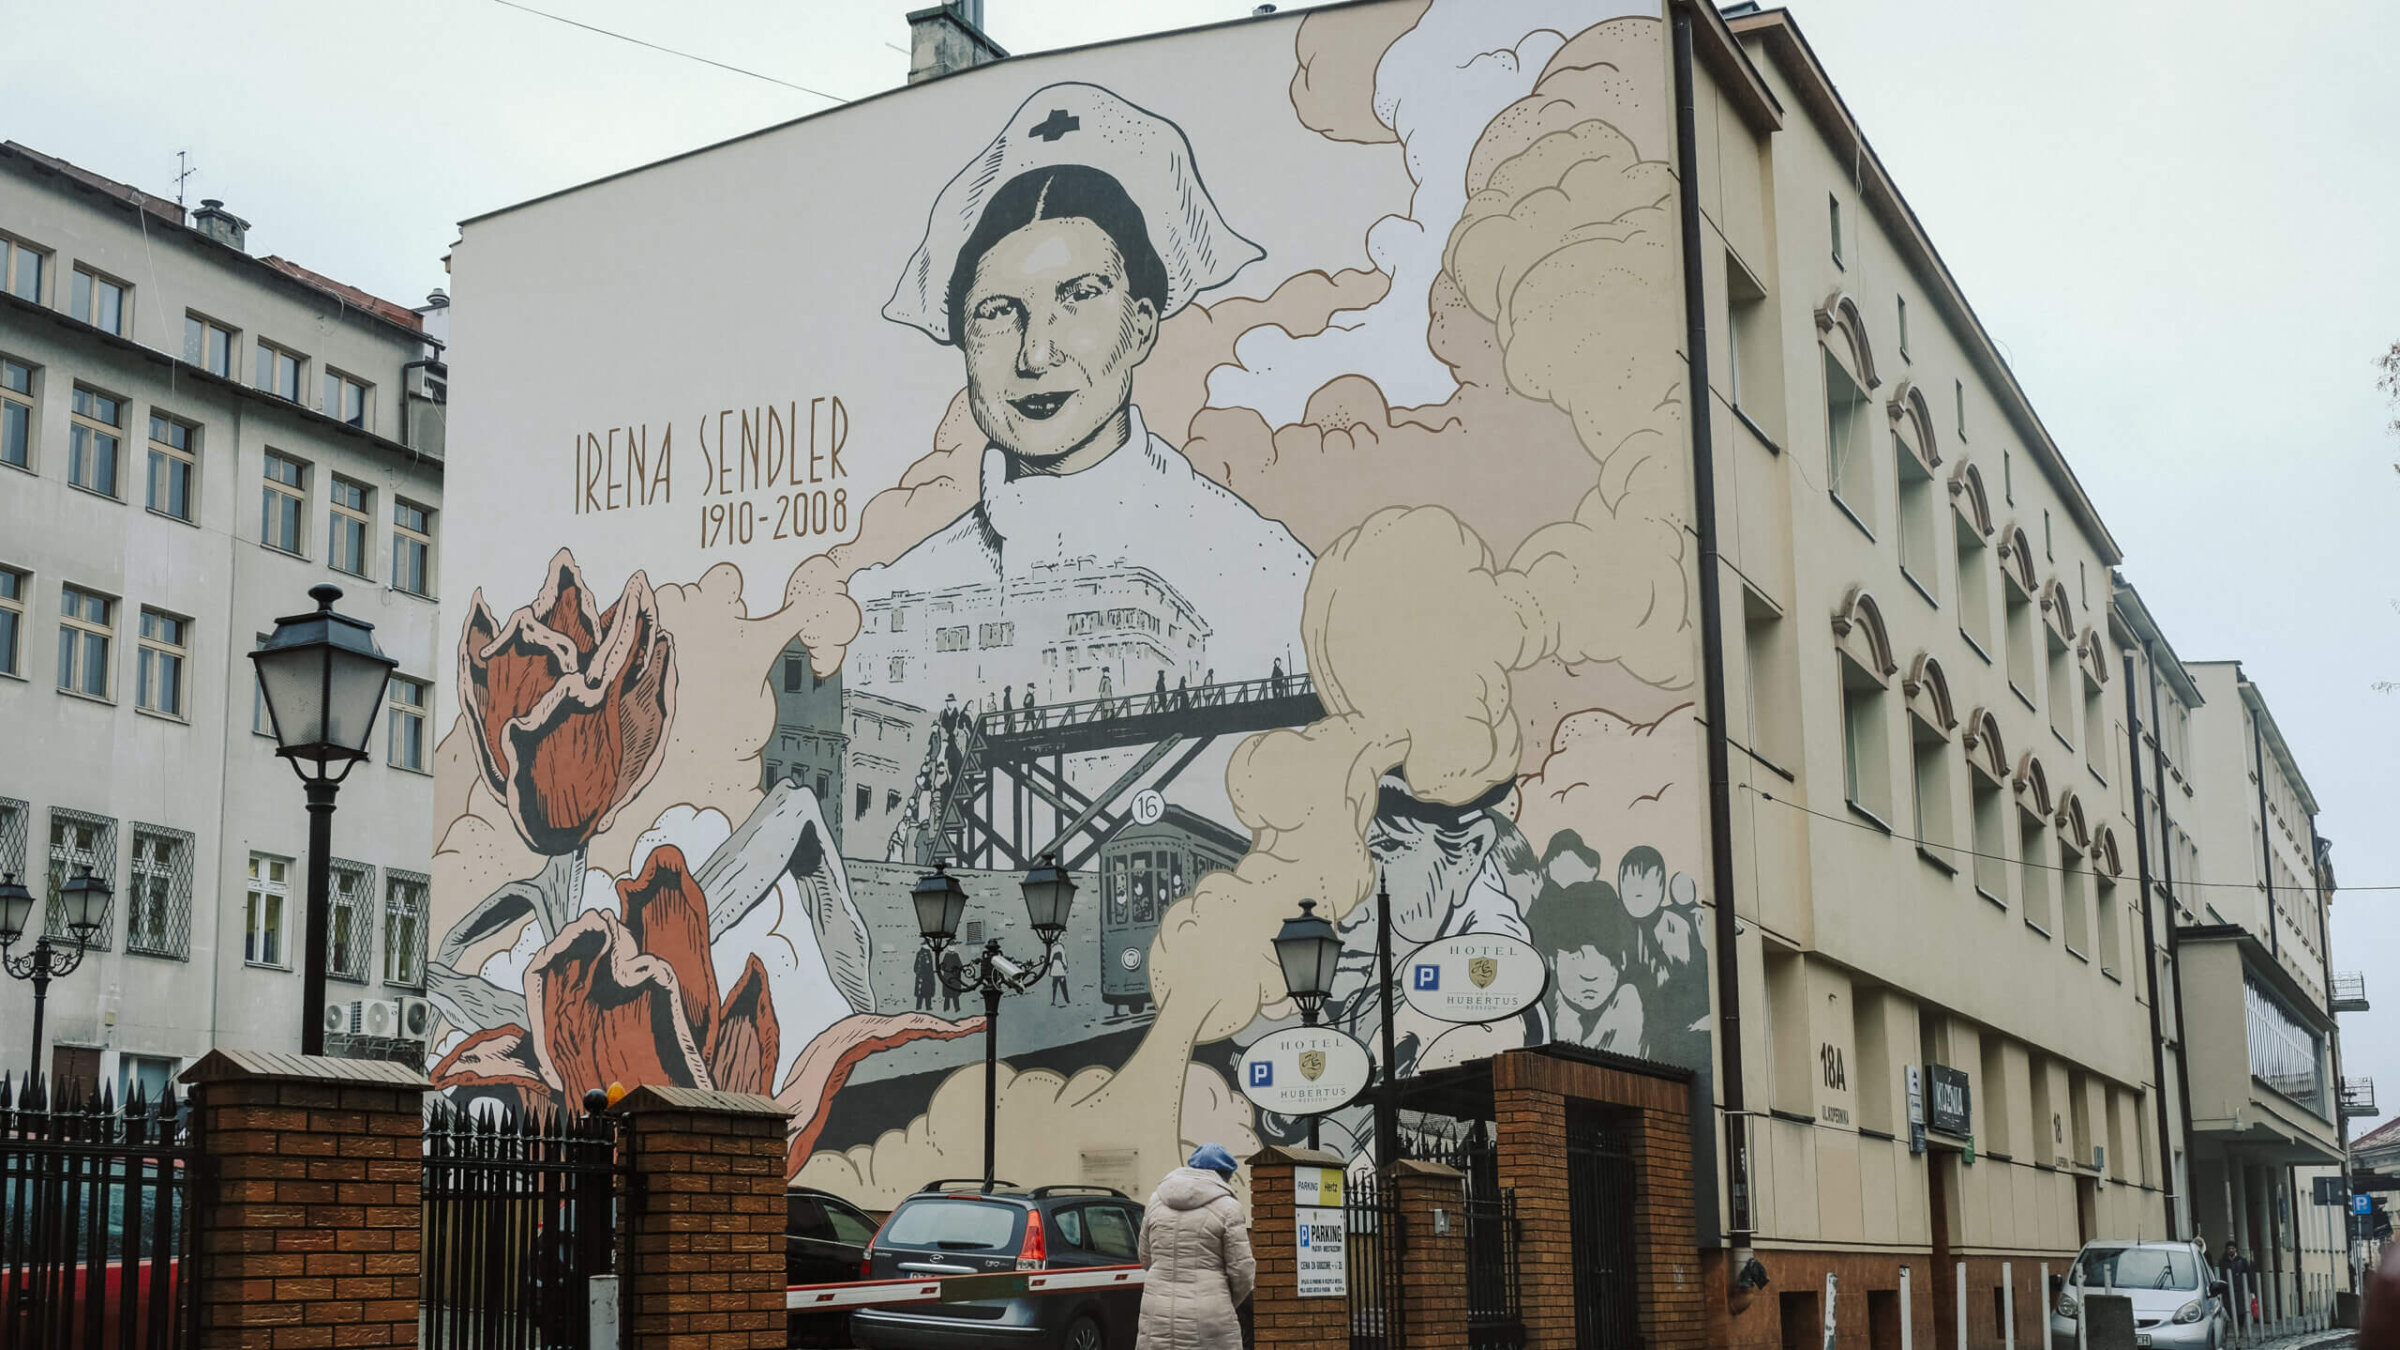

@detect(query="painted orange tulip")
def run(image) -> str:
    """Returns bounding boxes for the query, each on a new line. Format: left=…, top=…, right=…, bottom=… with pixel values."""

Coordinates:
left=458, top=549, right=676, bottom=856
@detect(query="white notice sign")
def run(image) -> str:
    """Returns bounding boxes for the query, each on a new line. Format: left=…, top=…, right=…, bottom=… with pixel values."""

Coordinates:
left=1295, top=1206, right=1346, bottom=1298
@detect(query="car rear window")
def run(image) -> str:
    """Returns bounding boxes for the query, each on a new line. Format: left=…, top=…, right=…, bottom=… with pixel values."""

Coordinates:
left=2074, top=1247, right=2197, bottom=1291
left=883, top=1198, right=1022, bottom=1251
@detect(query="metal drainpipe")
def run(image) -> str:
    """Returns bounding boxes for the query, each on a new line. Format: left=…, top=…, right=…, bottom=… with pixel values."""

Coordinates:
left=2145, top=642, right=2198, bottom=1217
left=1671, top=0, right=1753, bottom=1258
left=2249, top=680, right=2278, bottom=962
left=2123, top=649, right=2180, bottom=1236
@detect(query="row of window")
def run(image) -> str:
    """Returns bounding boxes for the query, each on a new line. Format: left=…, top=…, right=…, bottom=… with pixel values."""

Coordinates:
left=0, top=799, right=427, bottom=985
left=2, top=355, right=435, bottom=590
left=1831, top=636, right=2128, bottom=976
left=243, top=851, right=429, bottom=986
left=0, top=228, right=374, bottom=428
left=0, top=565, right=431, bottom=771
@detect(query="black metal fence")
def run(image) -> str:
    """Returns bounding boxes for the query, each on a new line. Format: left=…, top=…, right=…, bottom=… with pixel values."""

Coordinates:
left=1566, top=1106, right=1642, bottom=1350
left=1461, top=1184, right=1524, bottom=1350
left=0, top=1074, right=194, bottom=1350
left=421, top=1102, right=623, bottom=1350
left=1343, top=1174, right=1406, bottom=1350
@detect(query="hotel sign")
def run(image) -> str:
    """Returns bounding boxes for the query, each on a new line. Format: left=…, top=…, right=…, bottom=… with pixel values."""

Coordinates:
left=1240, top=1026, right=1372, bottom=1116
left=1400, top=934, right=1549, bottom=1025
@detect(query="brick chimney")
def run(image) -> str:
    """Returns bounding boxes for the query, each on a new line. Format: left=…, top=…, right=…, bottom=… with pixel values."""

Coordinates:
left=907, top=1, right=1005, bottom=84
left=193, top=199, right=249, bottom=253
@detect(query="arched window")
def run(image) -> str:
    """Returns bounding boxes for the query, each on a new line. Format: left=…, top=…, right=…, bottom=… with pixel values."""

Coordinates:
left=1951, top=462, right=1997, bottom=656
left=1962, top=707, right=2010, bottom=902
left=1999, top=525, right=2039, bottom=699
left=1891, top=383, right=1941, bottom=598
left=1821, top=293, right=1880, bottom=533
left=1905, top=653, right=1958, bottom=866
left=2015, top=751, right=2055, bottom=933
left=1834, top=587, right=1897, bottom=822
left=2043, top=578, right=2077, bottom=747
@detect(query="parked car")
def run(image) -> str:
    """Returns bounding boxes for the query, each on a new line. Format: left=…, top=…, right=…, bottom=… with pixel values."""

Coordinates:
left=787, top=1186, right=885, bottom=1349
left=788, top=1185, right=882, bottom=1285
left=850, top=1180, right=1145, bottom=1350
left=2048, top=1239, right=2229, bottom=1350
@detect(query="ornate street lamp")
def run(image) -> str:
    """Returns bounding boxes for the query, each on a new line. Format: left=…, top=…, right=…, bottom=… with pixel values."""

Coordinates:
left=1272, top=899, right=1342, bottom=1148
left=249, top=583, right=396, bottom=1055
left=915, top=856, right=1077, bottom=1191
left=1, top=867, right=111, bottom=1076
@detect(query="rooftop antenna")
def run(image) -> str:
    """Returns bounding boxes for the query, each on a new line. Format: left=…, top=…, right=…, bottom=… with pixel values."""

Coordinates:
left=173, top=151, right=198, bottom=211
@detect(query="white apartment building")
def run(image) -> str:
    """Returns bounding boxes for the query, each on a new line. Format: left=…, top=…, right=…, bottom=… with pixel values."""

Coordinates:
left=0, top=142, right=447, bottom=1098
left=2175, top=661, right=2365, bottom=1322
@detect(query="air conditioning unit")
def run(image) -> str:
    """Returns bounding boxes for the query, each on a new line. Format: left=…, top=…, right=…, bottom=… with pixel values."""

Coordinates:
left=394, top=995, right=435, bottom=1042
left=323, top=1003, right=350, bottom=1035
left=360, top=999, right=400, bottom=1037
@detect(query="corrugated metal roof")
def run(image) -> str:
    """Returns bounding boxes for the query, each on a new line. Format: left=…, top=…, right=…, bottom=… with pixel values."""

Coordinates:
left=179, top=1049, right=432, bottom=1087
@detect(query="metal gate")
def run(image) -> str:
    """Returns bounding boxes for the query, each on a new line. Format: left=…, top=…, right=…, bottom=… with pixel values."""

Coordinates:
left=421, top=1102, right=622, bottom=1350
left=1344, top=1173, right=1406, bottom=1350
left=1566, top=1105, right=1642, bottom=1350
left=0, top=1075, right=194, bottom=1350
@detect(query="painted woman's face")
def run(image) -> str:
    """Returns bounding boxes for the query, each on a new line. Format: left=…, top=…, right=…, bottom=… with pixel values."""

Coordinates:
left=960, top=216, right=1158, bottom=471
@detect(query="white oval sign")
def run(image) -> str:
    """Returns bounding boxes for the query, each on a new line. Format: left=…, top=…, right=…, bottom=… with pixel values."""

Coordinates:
left=1130, top=789, right=1167, bottom=825
left=1399, top=934, right=1550, bottom=1024
left=1238, top=1026, right=1372, bottom=1116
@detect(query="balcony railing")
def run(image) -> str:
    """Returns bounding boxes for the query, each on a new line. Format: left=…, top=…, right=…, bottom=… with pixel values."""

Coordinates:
left=2332, top=970, right=2370, bottom=1012
left=2340, top=1077, right=2378, bottom=1118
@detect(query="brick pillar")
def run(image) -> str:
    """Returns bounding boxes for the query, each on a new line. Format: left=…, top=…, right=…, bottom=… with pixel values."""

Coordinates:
left=1496, top=1081, right=1573, bottom=1350
left=615, top=1085, right=790, bottom=1350
left=1390, top=1159, right=1468, bottom=1350
left=182, top=1050, right=430, bottom=1350
left=1246, top=1145, right=1352, bottom=1350
left=1629, top=1094, right=1702, bottom=1350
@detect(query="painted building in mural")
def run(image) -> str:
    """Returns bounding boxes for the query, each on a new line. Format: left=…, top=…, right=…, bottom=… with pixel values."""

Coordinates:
left=434, top=2, right=2362, bottom=1344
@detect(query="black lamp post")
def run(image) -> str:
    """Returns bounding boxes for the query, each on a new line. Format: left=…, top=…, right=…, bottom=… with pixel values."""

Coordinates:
left=249, top=584, right=396, bottom=1056
left=914, top=856, right=1076, bottom=1191
left=1, top=867, right=111, bottom=1078
left=1271, top=898, right=1341, bottom=1149
left=1371, top=870, right=1401, bottom=1169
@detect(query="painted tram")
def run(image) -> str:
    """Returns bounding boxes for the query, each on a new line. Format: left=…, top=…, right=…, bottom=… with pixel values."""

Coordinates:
left=1096, top=806, right=1248, bottom=1015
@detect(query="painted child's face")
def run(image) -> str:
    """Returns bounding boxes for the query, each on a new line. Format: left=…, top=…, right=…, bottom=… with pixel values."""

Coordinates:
left=1619, top=865, right=1666, bottom=920
left=1554, top=944, right=1620, bottom=1012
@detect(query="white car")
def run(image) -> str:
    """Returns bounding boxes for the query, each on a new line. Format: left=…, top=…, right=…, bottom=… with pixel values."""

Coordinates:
left=2049, top=1240, right=2231, bottom=1350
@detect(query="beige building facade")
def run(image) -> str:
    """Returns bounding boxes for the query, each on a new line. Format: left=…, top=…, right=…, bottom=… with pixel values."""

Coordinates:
left=1693, top=13, right=2177, bottom=1348
left=0, top=142, right=447, bottom=1094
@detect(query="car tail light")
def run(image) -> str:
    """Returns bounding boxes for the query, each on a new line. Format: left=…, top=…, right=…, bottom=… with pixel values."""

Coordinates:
left=1017, top=1210, right=1046, bottom=1271
left=862, top=1209, right=897, bottom=1280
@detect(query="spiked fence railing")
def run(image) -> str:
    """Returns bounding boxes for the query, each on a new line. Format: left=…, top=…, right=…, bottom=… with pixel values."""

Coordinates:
left=421, top=1100, right=623, bottom=1350
left=0, top=1073, right=194, bottom=1350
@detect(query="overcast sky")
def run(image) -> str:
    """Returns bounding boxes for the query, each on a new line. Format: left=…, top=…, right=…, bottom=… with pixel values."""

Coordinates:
left=4, top=0, right=2392, bottom=1133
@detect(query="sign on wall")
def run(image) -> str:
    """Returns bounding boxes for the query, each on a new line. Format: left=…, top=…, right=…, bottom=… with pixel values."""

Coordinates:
left=1240, top=1027, right=1372, bottom=1117
left=1293, top=1166, right=1345, bottom=1209
left=1400, top=935, right=1550, bottom=1025
left=1928, top=1065, right=1972, bottom=1137
left=1296, top=1206, right=1346, bottom=1298
left=1905, top=1064, right=1926, bottom=1155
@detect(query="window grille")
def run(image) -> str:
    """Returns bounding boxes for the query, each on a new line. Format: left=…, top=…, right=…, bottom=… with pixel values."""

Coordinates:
left=329, top=858, right=377, bottom=983
left=383, top=869, right=429, bottom=988
left=46, top=806, right=118, bottom=947
left=126, top=823, right=194, bottom=959
left=0, top=797, right=26, bottom=881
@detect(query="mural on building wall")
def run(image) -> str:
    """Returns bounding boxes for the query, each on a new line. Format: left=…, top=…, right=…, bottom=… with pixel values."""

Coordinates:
left=432, top=0, right=1710, bottom=1200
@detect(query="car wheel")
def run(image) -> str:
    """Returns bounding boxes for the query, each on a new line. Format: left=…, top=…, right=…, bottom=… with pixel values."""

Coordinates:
left=1063, top=1315, right=1105, bottom=1350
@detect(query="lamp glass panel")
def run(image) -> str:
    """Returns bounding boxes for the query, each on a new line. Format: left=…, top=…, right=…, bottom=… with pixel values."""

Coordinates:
left=1022, top=870, right=1075, bottom=932
left=0, top=885, right=33, bottom=943
left=254, top=644, right=327, bottom=749
left=912, top=879, right=965, bottom=940
left=323, top=644, right=394, bottom=753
